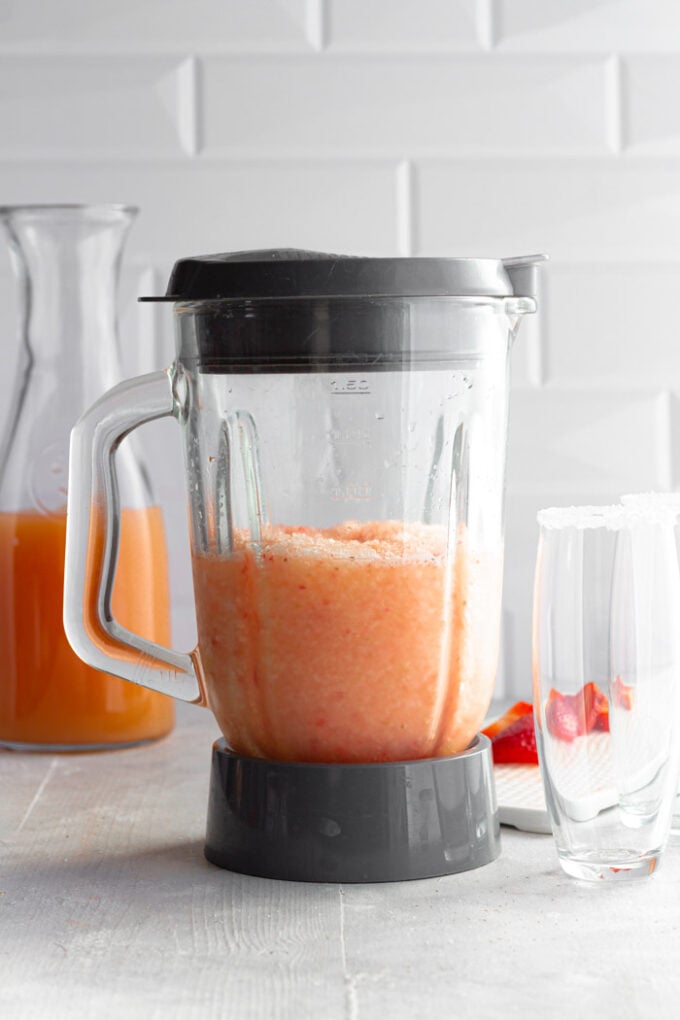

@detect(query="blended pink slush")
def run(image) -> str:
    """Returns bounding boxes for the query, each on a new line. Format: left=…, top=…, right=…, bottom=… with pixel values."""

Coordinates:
left=192, top=520, right=502, bottom=763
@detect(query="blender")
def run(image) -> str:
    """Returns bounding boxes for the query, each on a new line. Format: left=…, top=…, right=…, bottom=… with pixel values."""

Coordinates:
left=64, top=249, right=543, bottom=882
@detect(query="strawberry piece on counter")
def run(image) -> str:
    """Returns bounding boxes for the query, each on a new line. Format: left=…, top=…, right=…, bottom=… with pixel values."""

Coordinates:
left=487, top=710, right=538, bottom=765
left=482, top=700, right=533, bottom=741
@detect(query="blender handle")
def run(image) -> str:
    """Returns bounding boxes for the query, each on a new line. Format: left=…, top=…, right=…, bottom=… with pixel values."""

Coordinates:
left=64, top=368, right=207, bottom=706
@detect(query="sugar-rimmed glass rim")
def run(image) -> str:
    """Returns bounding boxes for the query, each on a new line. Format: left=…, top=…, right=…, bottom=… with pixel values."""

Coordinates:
left=537, top=503, right=678, bottom=531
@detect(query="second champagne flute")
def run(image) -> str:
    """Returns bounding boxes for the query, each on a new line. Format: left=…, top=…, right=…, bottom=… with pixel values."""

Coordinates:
left=533, top=504, right=680, bottom=881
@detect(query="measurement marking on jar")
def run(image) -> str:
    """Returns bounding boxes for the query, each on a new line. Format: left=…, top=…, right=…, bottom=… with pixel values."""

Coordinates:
left=327, top=428, right=371, bottom=445
left=328, top=483, right=373, bottom=502
left=330, top=379, right=371, bottom=395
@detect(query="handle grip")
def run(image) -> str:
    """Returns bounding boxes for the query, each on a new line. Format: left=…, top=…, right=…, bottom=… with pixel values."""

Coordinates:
left=64, top=368, right=205, bottom=704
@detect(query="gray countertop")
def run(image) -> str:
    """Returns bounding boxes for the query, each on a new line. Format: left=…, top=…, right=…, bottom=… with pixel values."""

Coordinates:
left=2, top=703, right=679, bottom=1020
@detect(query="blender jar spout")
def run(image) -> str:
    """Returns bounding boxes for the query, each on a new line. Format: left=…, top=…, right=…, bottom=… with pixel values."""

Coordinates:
left=502, top=253, right=547, bottom=304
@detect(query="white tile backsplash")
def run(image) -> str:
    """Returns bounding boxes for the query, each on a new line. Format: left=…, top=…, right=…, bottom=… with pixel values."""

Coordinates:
left=542, top=261, right=680, bottom=387
left=1, top=0, right=679, bottom=699
left=0, top=0, right=312, bottom=53
left=507, top=388, right=671, bottom=494
left=0, top=57, right=191, bottom=158
left=623, top=55, right=680, bottom=154
left=202, top=55, right=611, bottom=157
left=417, top=160, right=680, bottom=261
left=326, top=0, right=484, bottom=51
left=0, top=161, right=401, bottom=271
left=495, top=0, right=680, bottom=52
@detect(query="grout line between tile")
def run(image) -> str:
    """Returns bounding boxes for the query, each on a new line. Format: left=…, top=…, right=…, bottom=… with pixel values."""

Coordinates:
left=656, top=390, right=673, bottom=490
left=178, top=55, right=201, bottom=157
left=606, top=53, right=623, bottom=155
left=477, top=0, right=496, bottom=50
left=136, top=266, right=161, bottom=373
left=0, top=150, right=641, bottom=165
left=306, top=0, right=328, bottom=51
left=149, top=266, right=173, bottom=368
left=530, top=269, right=546, bottom=387
left=396, top=160, right=414, bottom=256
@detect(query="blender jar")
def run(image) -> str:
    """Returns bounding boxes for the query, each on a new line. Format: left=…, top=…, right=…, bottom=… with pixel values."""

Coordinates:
left=64, top=250, right=540, bottom=765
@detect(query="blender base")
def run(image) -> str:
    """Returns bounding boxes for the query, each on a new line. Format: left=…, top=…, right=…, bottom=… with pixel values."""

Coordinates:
left=204, top=734, right=500, bottom=883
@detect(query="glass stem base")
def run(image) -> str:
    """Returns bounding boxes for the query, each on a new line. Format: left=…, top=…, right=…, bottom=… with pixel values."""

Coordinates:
left=558, top=848, right=663, bottom=882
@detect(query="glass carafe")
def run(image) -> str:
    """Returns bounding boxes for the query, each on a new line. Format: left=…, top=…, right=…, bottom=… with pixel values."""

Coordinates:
left=64, top=249, right=541, bottom=763
left=0, top=205, right=174, bottom=750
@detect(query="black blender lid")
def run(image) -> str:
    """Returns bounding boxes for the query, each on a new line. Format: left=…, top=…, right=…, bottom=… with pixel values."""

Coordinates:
left=140, top=248, right=545, bottom=302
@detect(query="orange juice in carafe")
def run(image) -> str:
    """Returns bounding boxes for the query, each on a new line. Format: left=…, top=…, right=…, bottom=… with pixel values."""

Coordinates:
left=0, top=204, right=174, bottom=748
left=0, top=507, right=173, bottom=747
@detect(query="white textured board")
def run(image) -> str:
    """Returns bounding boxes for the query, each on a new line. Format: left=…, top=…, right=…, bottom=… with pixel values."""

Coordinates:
left=495, top=764, right=551, bottom=834
left=548, top=713, right=669, bottom=815
left=495, top=750, right=616, bottom=834
left=540, top=733, right=618, bottom=824
left=495, top=726, right=669, bottom=833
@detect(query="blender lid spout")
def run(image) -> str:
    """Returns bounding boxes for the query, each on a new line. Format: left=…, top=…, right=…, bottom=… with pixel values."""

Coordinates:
left=502, top=254, right=548, bottom=302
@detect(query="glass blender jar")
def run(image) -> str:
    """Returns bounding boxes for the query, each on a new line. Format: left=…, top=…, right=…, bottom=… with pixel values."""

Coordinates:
left=64, top=249, right=542, bottom=881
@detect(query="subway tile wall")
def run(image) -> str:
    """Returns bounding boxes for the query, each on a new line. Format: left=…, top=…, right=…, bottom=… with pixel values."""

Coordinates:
left=0, top=0, right=677, bottom=699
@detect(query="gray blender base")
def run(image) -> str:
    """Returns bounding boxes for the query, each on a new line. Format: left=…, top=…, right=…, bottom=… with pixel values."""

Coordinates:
left=204, top=734, right=500, bottom=883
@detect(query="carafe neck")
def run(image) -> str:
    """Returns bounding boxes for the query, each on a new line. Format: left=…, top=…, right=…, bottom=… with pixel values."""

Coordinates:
left=1, top=205, right=136, bottom=402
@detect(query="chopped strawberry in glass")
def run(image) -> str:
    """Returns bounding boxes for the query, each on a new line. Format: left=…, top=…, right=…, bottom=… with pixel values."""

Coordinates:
left=612, top=675, right=635, bottom=711
left=545, top=682, right=610, bottom=742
